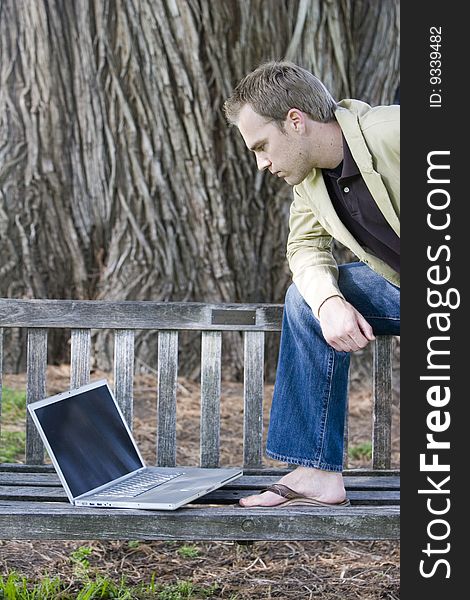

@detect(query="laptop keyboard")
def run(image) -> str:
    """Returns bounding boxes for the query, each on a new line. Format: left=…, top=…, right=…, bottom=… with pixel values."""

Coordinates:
left=93, top=470, right=184, bottom=498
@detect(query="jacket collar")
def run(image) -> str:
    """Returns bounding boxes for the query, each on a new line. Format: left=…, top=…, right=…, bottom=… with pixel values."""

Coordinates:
left=335, top=100, right=400, bottom=236
left=334, top=100, right=375, bottom=174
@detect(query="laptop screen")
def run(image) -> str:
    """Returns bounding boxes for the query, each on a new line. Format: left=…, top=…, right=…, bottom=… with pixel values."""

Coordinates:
left=34, top=383, right=143, bottom=498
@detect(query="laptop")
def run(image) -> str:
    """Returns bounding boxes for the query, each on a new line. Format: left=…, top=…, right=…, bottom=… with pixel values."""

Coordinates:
left=27, top=379, right=242, bottom=510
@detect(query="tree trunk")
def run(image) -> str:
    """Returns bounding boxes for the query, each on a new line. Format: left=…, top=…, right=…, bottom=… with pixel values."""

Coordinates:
left=0, top=0, right=399, bottom=378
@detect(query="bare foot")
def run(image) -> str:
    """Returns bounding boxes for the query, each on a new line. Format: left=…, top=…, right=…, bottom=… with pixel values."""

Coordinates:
left=239, top=466, right=346, bottom=507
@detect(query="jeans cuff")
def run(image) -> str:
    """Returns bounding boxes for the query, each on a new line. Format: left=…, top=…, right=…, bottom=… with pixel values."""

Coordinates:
left=266, top=448, right=343, bottom=472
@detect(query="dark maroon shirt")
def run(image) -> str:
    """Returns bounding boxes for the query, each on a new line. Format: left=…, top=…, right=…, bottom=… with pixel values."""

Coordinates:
left=322, top=136, right=400, bottom=274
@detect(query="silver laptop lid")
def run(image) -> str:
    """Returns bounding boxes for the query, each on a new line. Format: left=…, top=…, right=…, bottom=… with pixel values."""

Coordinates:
left=28, top=379, right=145, bottom=502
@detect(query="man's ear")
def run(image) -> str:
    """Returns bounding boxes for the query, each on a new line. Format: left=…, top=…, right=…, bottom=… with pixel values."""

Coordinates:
left=286, top=108, right=306, bottom=133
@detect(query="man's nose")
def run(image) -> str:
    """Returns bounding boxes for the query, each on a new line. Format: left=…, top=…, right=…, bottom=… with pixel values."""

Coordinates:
left=256, top=154, right=271, bottom=171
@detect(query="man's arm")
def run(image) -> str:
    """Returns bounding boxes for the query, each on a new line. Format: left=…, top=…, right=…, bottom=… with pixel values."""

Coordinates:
left=286, top=190, right=345, bottom=317
left=287, top=191, right=375, bottom=352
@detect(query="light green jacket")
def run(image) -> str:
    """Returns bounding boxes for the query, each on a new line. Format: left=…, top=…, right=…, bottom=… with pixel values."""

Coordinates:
left=288, top=99, right=400, bottom=316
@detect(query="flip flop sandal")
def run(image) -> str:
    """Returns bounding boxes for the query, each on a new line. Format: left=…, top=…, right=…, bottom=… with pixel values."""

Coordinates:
left=263, top=483, right=351, bottom=507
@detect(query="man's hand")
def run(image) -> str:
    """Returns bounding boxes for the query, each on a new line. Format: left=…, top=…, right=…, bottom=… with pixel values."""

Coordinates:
left=318, top=296, right=375, bottom=352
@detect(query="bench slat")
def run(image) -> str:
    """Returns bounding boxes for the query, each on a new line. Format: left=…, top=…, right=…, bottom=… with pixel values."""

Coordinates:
left=70, top=329, right=91, bottom=389
left=0, top=470, right=401, bottom=489
left=243, top=331, right=265, bottom=468
left=26, top=329, right=48, bottom=464
left=114, top=330, right=135, bottom=427
left=0, top=299, right=283, bottom=331
left=200, top=331, right=222, bottom=467
left=0, top=484, right=400, bottom=504
left=157, top=331, right=178, bottom=466
left=0, top=501, right=399, bottom=541
left=373, top=336, right=393, bottom=469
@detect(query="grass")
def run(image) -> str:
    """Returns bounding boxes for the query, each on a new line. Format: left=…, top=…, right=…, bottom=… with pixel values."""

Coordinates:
left=0, top=572, right=65, bottom=599
left=0, top=573, right=219, bottom=599
left=0, top=543, right=219, bottom=599
left=0, top=387, right=27, bottom=463
left=177, top=545, right=201, bottom=559
left=348, top=441, right=373, bottom=461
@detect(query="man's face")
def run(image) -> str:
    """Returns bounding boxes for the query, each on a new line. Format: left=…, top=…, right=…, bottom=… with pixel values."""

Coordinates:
left=236, top=104, right=314, bottom=186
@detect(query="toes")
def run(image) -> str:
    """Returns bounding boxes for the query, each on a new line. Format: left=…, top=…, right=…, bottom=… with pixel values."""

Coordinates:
left=239, top=492, right=286, bottom=507
left=239, top=495, right=258, bottom=507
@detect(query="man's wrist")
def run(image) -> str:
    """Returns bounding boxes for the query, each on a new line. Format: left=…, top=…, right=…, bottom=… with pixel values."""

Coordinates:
left=317, top=294, right=343, bottom=317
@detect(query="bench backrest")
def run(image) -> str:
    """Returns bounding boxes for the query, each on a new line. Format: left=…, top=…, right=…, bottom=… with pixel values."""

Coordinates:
left=0, top=299, right=394, bottom=471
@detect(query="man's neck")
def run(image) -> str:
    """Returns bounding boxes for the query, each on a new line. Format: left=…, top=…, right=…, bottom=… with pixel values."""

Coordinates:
left=322, top=121, right=343, bottom=169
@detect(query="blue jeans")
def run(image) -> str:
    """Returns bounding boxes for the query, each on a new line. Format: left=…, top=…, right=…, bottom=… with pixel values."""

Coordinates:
left=266, top=262, right=400, bottom=472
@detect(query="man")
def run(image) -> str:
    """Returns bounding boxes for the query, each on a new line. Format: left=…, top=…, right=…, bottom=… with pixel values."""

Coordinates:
left=224, top=61, right=400, bottom=507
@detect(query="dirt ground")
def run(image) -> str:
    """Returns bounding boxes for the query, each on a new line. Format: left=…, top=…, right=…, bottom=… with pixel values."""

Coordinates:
left=0, top=366, right=400, bottom=598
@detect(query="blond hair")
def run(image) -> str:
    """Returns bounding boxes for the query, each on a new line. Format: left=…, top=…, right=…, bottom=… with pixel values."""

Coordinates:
left=224, top=61, right=337, bottom=126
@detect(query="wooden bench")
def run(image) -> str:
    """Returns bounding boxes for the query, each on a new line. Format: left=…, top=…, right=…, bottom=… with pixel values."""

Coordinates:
left=0, top=298, right=399, bottom=541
